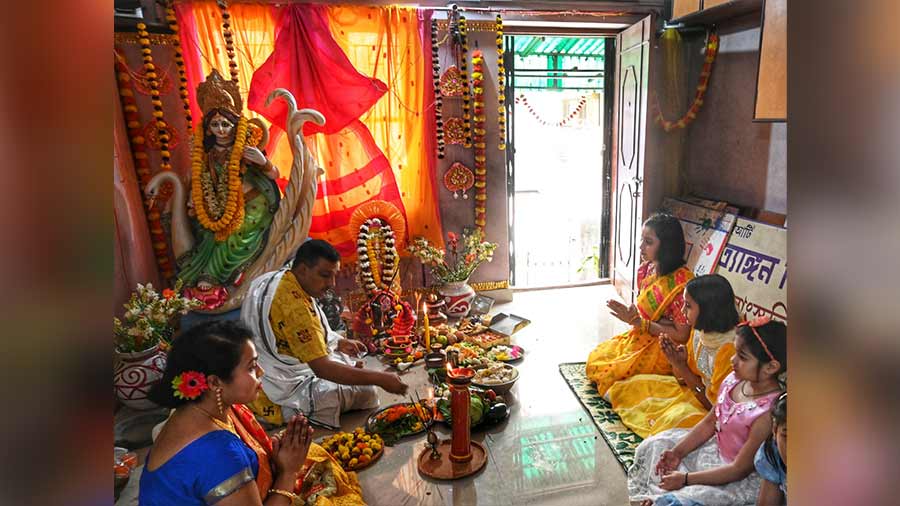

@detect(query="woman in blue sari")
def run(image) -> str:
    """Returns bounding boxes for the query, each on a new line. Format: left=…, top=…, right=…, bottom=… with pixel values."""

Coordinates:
left=139, top=320, right=312, bottom=505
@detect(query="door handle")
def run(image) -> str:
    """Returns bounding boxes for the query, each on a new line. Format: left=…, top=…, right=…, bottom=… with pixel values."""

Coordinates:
left=631, top=176, right=643, bottom=198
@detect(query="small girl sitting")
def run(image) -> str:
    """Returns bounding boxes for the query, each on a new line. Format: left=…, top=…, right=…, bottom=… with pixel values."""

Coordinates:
left=755, top=392, right=787, bottom=505
left=628, top=318, right=787, bottom=506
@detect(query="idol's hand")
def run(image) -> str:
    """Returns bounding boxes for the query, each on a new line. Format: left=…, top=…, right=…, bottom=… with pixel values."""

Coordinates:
left=242, top=146, right=267, bottom=166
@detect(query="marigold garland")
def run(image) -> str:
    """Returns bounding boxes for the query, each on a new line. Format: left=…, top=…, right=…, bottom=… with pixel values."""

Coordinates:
left=458, top=16, right=472, bottom=148
left=652, top=32, right=719, bottom=131
left=218, top=1, right=239, bottom=82
left=471, top=50, right=487, bottom=232
left=163, top=1, right=192, bottom=131
left=496, top=15, right=507, bottom=151
left=356, top=218, right=398, bottom=294
left=136, top=23, right=172, bottom=172
left=515, top=94, right=587, bottom=127
left=430, top=19, right=445, bottom=159
left=116, top=53, right=175, bottom=279
left=190, top=117, right=249, bottom=240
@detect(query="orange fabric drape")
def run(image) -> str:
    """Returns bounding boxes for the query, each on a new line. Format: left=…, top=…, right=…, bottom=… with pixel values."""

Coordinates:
left=178, top=2, right=441, bottom=254
left=325, top=6, right=443, bottom=250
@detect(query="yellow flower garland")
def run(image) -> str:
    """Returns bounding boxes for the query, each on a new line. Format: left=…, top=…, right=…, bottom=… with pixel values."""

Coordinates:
left=190, top=116, right=248, bottom=241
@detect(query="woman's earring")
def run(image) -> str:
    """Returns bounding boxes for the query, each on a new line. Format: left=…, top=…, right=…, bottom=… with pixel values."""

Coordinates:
left=215, top=388, right=225, bottom=416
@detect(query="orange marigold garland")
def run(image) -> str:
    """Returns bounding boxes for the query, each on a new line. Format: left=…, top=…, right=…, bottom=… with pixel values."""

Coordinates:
left=163, top=1, right=192, bottom=131
left=471, top=50, right=487, bottom=232
left=515, top=94, right=587, bottom=127
left=652, top=32, right=719, bottom=132
left=189, top=117, right=249, bottom=240
left=431, top=19, right=445, bottom=159
left=115, top=53, right=175, bottom=279
left=136, top=23, right=173, bottom=173
left=458, top=16, right=472, bottom=148
left=218, top=1, right=239, bottom=82
left=496, top=15, right=507, bottom=151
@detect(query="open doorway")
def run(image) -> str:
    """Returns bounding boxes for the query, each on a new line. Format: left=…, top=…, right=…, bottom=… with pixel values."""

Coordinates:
left=508, top=35, right=612, bottom=289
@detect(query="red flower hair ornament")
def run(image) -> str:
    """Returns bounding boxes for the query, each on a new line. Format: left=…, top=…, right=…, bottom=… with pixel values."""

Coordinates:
left=172, top=370, right=209, bottom=400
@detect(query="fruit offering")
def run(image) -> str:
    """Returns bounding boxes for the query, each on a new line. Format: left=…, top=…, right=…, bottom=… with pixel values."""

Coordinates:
left=486, top=345, right=524, bottom=362
left=445, top=342, right=494, bottom=368
left=473, top=363, right=517, bottom=384
left=465, top=330, right=510, bottom=349
left=320, top=428, right=384, bottom=471
left=434, top=386, right=509, bottom=428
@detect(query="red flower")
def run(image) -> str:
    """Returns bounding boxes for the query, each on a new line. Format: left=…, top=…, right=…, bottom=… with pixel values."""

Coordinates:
left=162, top=288, right=176, bottom=300
left=447, top=232, right=457, bottom=242
left=172, top=370, right=208, bottom=400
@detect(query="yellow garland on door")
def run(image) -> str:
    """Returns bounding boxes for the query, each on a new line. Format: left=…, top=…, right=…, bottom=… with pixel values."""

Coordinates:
left=189, top=116, right=248, bottom=240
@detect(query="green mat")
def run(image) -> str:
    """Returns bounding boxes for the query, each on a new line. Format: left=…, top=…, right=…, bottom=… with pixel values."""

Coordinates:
left=558, top=362, right=643, bottom=471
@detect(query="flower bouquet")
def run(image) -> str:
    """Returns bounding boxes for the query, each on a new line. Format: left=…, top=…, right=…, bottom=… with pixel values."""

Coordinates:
left=114, top=280, right=202, bottom=353
left=407, top=228, right=498, bottom=284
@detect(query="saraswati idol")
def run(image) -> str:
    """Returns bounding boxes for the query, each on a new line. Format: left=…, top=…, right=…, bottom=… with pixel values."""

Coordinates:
left=146, top=69, right=325, bottom=312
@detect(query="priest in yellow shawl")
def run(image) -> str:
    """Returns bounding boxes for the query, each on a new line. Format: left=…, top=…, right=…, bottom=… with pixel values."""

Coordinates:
left=586, top=213, right=693, bottom=396
left=607, top=274, right=740, bottom=437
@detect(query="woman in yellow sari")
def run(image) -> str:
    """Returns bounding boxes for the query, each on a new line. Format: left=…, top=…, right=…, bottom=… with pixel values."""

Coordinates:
left=586, top=213, right=693, bottom=397
left=142, top=320, right=365, bottom=506
left=607, top=274, right=740, bottom=437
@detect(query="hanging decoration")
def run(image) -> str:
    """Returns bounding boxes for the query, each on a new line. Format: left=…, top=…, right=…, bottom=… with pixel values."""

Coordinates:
left=514, top=94, right=587, bottom=127
left=130, top=66, right=173, bottom=96
left=431, top=19, right=445, bottom=159
left=136, top=23, right=173, bottom=173
left=142, top=120, right=179, bottom=150
left=163, top=0, right=192, bottom=131
left=471, top=50, right=487, bottom=232
left=444, top=117, right=466, bottom=145
left=458, top=16, right=472, bottom=148
left=115, top=52, right=174, bottom=279
left=190, top=118, right=249, bottom=241
left=218, top=0, right=239, bottom=82
left=439, top=66, right=465, bottom=97
left=443, top=162, right=475, bottom=199
left=356, top=218, right=398, bottom=293
left=651, top=32, right=719, bottom=132
left=495, top=15, right=507, bottom=151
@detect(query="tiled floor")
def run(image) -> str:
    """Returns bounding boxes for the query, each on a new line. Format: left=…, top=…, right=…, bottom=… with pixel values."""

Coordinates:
left=118, top=283, right=633, bottom=506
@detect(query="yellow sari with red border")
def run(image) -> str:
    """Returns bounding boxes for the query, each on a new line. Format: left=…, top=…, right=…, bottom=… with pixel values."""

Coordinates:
left=227, top=405, right=365, bottom=506
left=606, top=329, right=735, bottom=438
left=585, top=262, right=693, bottom=396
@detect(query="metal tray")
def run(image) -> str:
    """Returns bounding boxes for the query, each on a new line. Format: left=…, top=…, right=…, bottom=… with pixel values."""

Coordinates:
left=488, top=313, right=531, bottom=336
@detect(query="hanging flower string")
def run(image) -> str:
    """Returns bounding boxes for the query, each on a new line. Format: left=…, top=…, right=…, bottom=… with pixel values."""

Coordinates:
left=652, top=32, right=719, bottom=131
left=357, top=218, right=398, bottom=294
left=115, top=53, right=175, bottom=279
left=496, top=15, right=507, bottom=151
left=136, top=23, right=172, bottom=173
left=458, top=16, right=472, bottom=148
left=515, top=94, right=587, bottom=127
left=471, top=50, right=488, bottom=232
left=431, top=19, right=445, bottom=159
left=218, top=1, right=239, bottom=82
left=163, top=1, right=192, bottom=131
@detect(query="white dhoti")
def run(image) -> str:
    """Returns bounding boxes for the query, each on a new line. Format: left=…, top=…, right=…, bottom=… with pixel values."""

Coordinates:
left=242, top=269, right=379, bottom=428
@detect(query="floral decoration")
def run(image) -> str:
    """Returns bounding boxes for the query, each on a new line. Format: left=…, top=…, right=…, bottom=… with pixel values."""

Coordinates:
left=218, top=2, right=239, bottom=82
left=190, top=116, right=249, bottom=240
left=114, top=280, right=202, bottom=353
left=163, top=0, right=192, bottom=130
left=408, top=228, right=497, bottom=285
left=431, top=19, right=444, bottom=159
left=496, top=14, right=507, bottom=151
left=172, top=370, right=209, bottom=400
left=471, top=50, right=488, bottom=231
left=652, top=32, right=719, bottom=131
left=357, top=218, right=398, bottom=294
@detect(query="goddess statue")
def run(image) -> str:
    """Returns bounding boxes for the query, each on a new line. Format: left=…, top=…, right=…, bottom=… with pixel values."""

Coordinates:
left=146, top=69, right=325, bottom=312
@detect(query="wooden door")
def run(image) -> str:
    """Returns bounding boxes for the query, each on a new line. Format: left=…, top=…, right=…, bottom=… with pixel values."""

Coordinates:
left=611, top=16, right=653, bottom=303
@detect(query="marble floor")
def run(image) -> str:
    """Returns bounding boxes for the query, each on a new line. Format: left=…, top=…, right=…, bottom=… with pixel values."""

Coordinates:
left=118, top=283, right=633, bottom=506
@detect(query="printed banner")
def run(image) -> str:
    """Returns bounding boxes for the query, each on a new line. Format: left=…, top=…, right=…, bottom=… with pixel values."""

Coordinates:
left=715, top=218, right=787, bottom=322
left=661, top=198, right=737, bottom=276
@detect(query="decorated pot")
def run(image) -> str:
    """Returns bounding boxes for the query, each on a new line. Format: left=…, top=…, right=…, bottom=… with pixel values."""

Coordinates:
left=438, top=281, right=476, bottom=318
left=114, top=345, right=166, bottom=410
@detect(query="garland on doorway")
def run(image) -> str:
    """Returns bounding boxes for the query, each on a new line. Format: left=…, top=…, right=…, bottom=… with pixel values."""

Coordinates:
left=495, top=15, right=507, bottom=151
left=471, top=50, right=487, bottom=232
left=431, top=19, right=445, bottom=159
left=651, top=32, right=719, bottom=131
left=514, top=94, right=587, bottom=127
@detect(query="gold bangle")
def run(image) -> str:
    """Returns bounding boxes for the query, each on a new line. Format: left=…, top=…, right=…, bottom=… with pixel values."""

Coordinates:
left=268, top=488, right=299, bottom=502
left=641, top=319, right=650, bottom=333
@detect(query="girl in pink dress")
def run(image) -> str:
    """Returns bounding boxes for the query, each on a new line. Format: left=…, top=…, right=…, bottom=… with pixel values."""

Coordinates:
left=628, top=318, right=786, bottom=506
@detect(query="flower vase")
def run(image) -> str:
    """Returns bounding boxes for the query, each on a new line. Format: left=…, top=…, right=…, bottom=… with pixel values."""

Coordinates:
left=438, top=281, right=476, bottom=318
left=114, top=345, right=166, bottom=410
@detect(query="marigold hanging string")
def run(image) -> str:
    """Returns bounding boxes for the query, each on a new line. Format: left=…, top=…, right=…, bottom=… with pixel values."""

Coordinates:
left=431, top=19, right=445, bottom=159
left=651, top=31, right=719, bottom=131
left=514, top=94, right=587, bottom=127
left=495, top=15, right=506, bottom=151
left=471, top=50, right=488, bottom=232
left=458, top=16, right=472, bottom=148
left=163, top=1, right=192, bottom=131
left=217, top=0, right=239, bottom=82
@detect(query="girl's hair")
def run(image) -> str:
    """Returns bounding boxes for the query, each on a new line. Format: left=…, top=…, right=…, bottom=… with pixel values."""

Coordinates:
left=644, top=213, right=686, bottom=275
left=736, top=319, right=787, bottom=386
left=202, top=108, right=241, bottom=152
left=685, top=274, right=740, bottom=333
left=764, top=392, right=787, bottom=472
left=148, top=320, right=253, bottom=408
